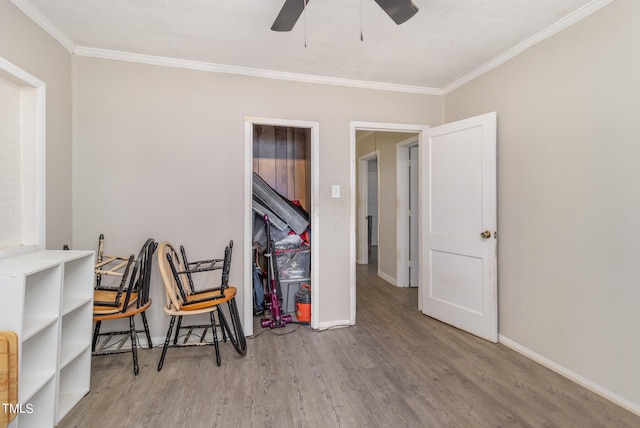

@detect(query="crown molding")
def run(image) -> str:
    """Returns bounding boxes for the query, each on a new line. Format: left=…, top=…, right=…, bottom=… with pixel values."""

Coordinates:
left=13, top=0, right=611, bottom=97
left=442, top=0, right=615, bottom=94
left=73, top=46, right=443, bottom=96
left=10, top=0, right=76, bottom=53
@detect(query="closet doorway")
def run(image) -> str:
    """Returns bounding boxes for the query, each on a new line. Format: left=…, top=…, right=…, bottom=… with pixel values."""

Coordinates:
left=243, top=117, right=319, bottom=337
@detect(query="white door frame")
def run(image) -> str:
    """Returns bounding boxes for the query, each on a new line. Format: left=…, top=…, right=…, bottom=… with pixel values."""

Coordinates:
left=395, top=135, right=420, bottom=288
left=357, top=150, right=379, bottom=265
left=350, top=121, right=429, bottom=324
left=244, top=117, right=320, bottom=337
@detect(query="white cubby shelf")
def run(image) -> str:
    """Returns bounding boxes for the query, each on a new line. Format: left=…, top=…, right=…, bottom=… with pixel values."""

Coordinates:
left=0, top=250, right=94, bottom=427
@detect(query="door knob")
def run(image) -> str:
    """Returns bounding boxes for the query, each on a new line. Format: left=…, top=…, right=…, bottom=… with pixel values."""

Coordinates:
left=480, top=230, right=491, bottom=239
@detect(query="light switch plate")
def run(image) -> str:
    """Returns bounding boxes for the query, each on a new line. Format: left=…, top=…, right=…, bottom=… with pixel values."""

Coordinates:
left=331, top=185, right=340, bottom=198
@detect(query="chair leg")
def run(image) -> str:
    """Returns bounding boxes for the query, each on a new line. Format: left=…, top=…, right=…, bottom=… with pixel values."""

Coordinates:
left=210, top=311, right=221, bottom=366
left=129, top=315, right=139, bottom=375
left=228, top=297, right=247, bottom=354
left=141, top=311, right=153, bottom=349
left=173, top=316, right=183, bottom=345
left=217, top=306, right=230, bottom=341
left=219, top=298, right=247, bottom=355
left=92, top=320, right=101, bottom=352
left=220, top=311, right=228, bottom=343
left=158, top=316, right=176, bottom=371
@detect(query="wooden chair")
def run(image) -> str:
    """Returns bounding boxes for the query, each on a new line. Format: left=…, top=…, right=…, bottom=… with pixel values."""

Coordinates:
left=156, top=240, right=246, bottom=371
left=92, top=236, right=157, bottom=375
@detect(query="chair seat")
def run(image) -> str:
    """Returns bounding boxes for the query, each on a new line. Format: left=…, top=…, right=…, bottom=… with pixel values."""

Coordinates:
left=93, top=289, right=139, bottom=315
left=94, top=299, right=152, bottom=322
left=181, top=286, right=237, bottom=311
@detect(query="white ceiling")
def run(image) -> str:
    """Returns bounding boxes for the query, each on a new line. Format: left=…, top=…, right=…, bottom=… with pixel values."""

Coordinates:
left=18, top=0, right=602, bottom=92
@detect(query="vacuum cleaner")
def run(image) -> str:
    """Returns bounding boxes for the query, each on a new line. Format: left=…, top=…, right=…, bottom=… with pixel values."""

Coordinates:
left=261, top=214, right=292, bottom=329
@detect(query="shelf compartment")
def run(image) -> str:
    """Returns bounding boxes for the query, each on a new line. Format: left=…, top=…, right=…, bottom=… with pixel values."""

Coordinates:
left=23, top=264, right=62, bottom=321
left=14, top=377, right=56, bottom=428
left=60, top=303, right=93, bottom=368
left=56, top=351, right=91, bottom=423
left=20, top=322, right=58, bottom=401
left=22, top=316, right=58, bottom=341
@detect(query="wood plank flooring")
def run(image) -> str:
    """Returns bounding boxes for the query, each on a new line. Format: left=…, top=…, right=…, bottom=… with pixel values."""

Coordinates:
left=58, top=264, right=640, bottom=427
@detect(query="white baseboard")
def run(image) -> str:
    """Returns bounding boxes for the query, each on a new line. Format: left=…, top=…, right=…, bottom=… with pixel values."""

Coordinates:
left=498, top=334, right=640, bottom=417
left=316, top=320, right=352, bottom=331
left=378, top=269, right=397, bottom=286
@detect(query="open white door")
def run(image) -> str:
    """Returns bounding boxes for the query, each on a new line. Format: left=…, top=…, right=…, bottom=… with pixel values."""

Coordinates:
left=420, top=112, right=497, bottom=342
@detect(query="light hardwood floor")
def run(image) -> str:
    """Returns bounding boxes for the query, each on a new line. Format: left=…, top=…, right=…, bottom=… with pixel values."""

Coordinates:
left=58, top=264, right=640, bottom=427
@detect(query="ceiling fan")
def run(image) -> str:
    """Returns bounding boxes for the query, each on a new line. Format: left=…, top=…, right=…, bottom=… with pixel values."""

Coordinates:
left=271, top=0, right=419, bottom=32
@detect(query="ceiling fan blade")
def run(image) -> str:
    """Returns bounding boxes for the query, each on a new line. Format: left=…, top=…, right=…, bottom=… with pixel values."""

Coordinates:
left=271, top=0, right=310, bottom=32
left=374, top=0, right=419, bottom=25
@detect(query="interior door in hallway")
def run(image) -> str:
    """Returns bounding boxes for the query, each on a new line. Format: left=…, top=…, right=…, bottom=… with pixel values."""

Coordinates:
left=367, top=157, right=379, bottom=266
left=409, top=145, right=419, bottom=287
left=420, top=112, right=497, bottom=342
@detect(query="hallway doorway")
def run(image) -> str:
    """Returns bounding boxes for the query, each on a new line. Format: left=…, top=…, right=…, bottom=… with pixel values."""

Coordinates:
left=353, top=124, right=426, bottom=324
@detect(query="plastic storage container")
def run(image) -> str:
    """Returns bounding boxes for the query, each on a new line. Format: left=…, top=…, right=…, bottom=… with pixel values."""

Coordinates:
left=295, top=284, right=311, bottom=323
left=276, top=247, right=311, bottom=283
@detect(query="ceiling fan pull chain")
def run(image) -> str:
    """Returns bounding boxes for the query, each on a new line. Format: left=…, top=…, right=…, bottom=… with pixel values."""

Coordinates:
left=360, top=0, right=364, bottom=41
left=304, top=0, right=307, bottom=47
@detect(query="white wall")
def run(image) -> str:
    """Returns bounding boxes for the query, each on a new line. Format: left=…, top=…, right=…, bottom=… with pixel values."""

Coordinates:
left=445, top=0, right=640, bottom=411
left=73, top=56, right=442, bottom=339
